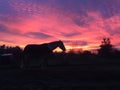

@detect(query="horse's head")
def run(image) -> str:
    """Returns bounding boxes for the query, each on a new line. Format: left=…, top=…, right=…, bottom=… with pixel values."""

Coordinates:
left=58, top=40, right=66, bottom=51
left=48, top=40, right=66, bottom=51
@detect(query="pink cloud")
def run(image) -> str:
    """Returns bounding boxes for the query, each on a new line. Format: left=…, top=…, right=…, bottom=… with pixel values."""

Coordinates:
left=0, top=0, right=120, bottom=51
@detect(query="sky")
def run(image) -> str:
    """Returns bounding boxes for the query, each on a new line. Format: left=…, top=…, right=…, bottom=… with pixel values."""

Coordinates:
left=0, top=0, right=120, bottom=51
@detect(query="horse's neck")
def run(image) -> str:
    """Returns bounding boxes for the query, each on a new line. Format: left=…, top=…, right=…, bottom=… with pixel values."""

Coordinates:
left=48, top=41, right=59, bottom=51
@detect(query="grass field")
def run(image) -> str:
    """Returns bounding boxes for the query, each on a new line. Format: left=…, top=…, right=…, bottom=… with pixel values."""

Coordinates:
left=0, top=62, right=120, bottom=90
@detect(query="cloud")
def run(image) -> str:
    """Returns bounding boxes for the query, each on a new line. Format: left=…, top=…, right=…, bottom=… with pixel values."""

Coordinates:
left=55, top=0, right=120, bottom=19
left=62, top=31, right=81, bottom=37
left=25, top=32, right=54, bottom=39
left=73, top=19, right=89, bottom=27
left=0, top=0, right=15, bottom=15
left=0, top=23, right=21, bottom=35
left=0, top=24, right=9, bottom=33
left=63, top=40, right=88, bottom=46
left=0, top=0, right=120, bottom=50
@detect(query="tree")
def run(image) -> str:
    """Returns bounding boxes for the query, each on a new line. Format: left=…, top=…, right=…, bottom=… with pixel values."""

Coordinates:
left=98, top=38, right=113, bottom=58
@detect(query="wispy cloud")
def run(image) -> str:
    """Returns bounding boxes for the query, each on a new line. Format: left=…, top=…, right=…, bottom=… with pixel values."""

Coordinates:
left=0, top=0, right=120, bottom=50
left=25, top=32, right=54, bottom=39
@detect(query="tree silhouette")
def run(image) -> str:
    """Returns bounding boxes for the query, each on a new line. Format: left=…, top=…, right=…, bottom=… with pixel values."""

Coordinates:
left=98, top=38, right=113, bottom=58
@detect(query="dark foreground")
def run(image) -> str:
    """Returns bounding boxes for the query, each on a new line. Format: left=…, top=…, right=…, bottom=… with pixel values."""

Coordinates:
left=0, top=64, right=120, bottom=90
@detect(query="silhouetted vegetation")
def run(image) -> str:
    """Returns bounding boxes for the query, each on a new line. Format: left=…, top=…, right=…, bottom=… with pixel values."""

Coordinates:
left=0, top=45, right=22, bottom=67
left=52, top=38, right=120, bottom=65
left=0, top=44, right=22, bottom=55
left=98, top=38, right=113, bottom=58
left=0, top=39, right=120, bottom=89
left=98, top=38, right=120, bottom=62
left=0, top=38, right=120, bottom=67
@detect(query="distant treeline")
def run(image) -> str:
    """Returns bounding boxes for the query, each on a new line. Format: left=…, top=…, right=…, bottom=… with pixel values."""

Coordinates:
left=0, top=45, right=22, bottom=61
left=54, top=38, right=120, bottom=64
left=0, top=38, right=120, bottom=64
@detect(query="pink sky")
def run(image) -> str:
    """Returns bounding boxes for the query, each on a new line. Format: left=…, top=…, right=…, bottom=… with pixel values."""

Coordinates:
left=0, top=0, right=120, bottom=51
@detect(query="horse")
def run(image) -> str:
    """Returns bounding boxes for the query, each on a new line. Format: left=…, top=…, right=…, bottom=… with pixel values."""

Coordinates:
left=21, top=40, right=66, bottom=68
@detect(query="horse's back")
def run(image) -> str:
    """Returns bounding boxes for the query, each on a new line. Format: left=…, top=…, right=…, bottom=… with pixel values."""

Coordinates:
left=23, top=44, right=52, bottom=57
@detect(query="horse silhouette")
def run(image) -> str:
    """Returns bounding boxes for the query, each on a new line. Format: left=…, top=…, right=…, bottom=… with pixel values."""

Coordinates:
left=21, top=40, right=66, bottom=68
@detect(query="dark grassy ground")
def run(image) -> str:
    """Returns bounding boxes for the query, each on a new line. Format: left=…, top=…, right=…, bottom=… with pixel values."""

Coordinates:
left=0, top=63, right=120, bottom=90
